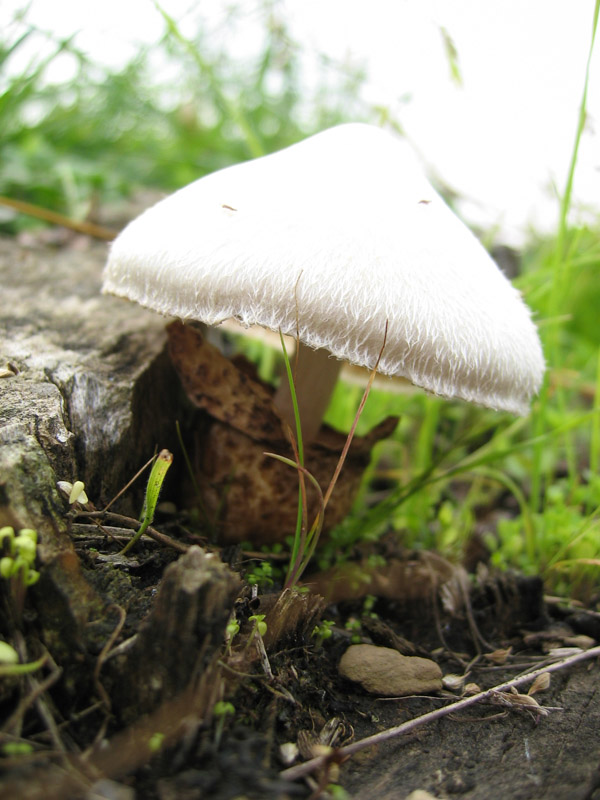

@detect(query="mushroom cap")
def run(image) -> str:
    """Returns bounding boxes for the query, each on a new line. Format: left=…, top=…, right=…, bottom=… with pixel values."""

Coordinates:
left=103, top=123, right=545, bottom=414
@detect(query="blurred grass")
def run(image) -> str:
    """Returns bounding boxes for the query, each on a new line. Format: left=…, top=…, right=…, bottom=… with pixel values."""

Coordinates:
left=0, top=2, right=366, bottom=231
left=2, top=1, right=600, bottom=600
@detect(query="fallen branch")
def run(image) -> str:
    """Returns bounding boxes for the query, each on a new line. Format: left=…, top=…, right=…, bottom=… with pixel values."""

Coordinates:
left=280, top=644, right=600, bottom=782
left=73, top=511, right=189, bottom=553
left=0, top=195, right=117, bottom=240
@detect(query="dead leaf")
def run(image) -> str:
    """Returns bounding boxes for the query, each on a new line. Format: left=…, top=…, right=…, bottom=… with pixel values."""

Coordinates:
left=166, top=321, right=398, bottom=544
left=528, top=672, right=551, bottom=695
left=167, top=320, right=285, bottom=441
left=490, top=689, right=549, bottom=717
left=443, top=673, right=470, bottom=692
left=484, top=647, right=513, bottom=665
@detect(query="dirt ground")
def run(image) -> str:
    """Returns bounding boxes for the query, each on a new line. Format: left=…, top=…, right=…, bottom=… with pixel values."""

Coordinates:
left=3, top=528, right=600, bottom=800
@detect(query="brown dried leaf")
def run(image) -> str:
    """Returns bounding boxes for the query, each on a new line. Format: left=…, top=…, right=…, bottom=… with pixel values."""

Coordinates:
left=491, top=689, right=548, bottom=715
left=528, top=672, right=551, bottom=695
left=166, top=320, right=398, bottom=544
left=167, top=320, right=285, bottom=442
left=484, top=647, right=512, bottom=665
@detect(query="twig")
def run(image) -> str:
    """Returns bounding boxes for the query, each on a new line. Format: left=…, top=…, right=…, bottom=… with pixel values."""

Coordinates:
left=0, top=195, right=117, bottom=240
left=254, top=631, right=274, bottom=681
left=93, top=605, right=127, bottom=706
left=30, top=674, right=68, bottom=754
left=3, top=657, right=59, bottom=735
left=85, top=605, right=127, bottom=751
left=280, top=645, right=600, bottom=782
left=101, top=454, right=156, bottom=513
left=218, top=660, right=298, bottom=705
left=73, top=510, right=188, bottom=553
left=322, top=321, right=388, bottom=510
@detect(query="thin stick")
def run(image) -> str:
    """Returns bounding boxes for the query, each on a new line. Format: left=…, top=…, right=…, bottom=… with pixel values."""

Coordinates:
left=0, top=195, right=117, bottom=241
left=323, top=322, right=388, bottom=510
left=74, top=511, right=188, bottom=553
left=293, top=271, right=303, bottom=380
left=280, top=644, right=600, bottom=782
left=3, top=659, right=60, bottom=735
left=102, top=455, right=156, bottom=513
left=88, top=605, right=127, bottom=751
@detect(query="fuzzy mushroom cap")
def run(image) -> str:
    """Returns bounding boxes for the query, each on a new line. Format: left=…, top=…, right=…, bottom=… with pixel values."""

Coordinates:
left=103, top=123, right=544, bottom=415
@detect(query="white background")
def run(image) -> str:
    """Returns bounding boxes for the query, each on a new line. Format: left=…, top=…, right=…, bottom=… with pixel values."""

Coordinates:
left=3, top=0, right=599, bottom=245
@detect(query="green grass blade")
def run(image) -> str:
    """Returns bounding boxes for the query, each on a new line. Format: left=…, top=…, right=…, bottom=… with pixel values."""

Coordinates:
left=121, top=449, right=173, bottom=555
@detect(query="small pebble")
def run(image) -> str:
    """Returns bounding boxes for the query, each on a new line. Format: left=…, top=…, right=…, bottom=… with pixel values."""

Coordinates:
left=338, top=644, right=442, bottom=696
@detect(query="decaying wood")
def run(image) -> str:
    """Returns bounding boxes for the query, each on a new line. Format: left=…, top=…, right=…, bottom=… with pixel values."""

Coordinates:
left=107, top=546, right=241, bottom=724
left=0, top=235, right=188, bottom=664
left=0, top=237, right=184, bottom=512
left=260, top=588, right=327, bottom=650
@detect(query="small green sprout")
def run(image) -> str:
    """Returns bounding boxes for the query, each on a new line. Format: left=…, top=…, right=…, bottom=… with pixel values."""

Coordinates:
left=224, top=616, right=240, bottom=656
left=57, top=480, right=89, bottom=506
left=362, top=594, right=378, bottom=617
left=242, top=613, right=268, bottom=657
left=213, top=700, right=235, bottom=747
left=245, top=560, right=274, bottom=589
left=326, top=785, right=351, bottom=800
left=214, top=700, right=235, bottom=717
left=2, top=742, right=34, bottom=757
left=148, top=732, right=165, bottom=753
left=0, top=640, right=46, bottom=677
left=0, top=527, right=40, bottom=588
left=0, top=641, right=19, bottom=665
left=312, top=619, right=335, bottom=648
left=248, top=614, right=267, bottom=638
left=120, top=449, right=173, bottom=555
left=344, top=617, right=362, bottom=644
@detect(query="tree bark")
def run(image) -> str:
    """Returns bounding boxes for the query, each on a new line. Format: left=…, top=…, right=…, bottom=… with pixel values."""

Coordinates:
left=0, top=234, right=187, bottom=669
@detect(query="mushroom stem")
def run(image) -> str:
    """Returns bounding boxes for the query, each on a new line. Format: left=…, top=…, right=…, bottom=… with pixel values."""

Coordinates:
left=273, top=342, right=342, bottom=443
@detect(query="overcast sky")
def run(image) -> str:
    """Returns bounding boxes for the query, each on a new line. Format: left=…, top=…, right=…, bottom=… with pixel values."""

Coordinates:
left=4, top=0, right=599, bottom=245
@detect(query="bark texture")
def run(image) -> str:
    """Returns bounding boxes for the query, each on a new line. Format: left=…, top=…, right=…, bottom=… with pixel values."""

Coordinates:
left=0, top=235, right=189, bottom=674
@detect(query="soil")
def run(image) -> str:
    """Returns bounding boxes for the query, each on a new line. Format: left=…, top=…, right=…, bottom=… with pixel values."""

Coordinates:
left=1, top=232, right=600, bottom=800
left=4, top=535, right=600, bottom=800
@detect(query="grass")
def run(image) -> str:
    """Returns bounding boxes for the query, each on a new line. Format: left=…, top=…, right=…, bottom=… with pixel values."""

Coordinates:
left=2, top=1, right=600, bottom=601
left=1, top=3, right=366, bottom=232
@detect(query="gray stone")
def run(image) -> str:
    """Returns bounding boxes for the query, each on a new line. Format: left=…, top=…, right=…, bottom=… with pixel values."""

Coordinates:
left=339, top=643, right=442, bottom=696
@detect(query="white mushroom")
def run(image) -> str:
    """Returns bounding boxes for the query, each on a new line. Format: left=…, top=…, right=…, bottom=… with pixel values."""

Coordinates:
left=103, top=123, right=544, bottom=442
